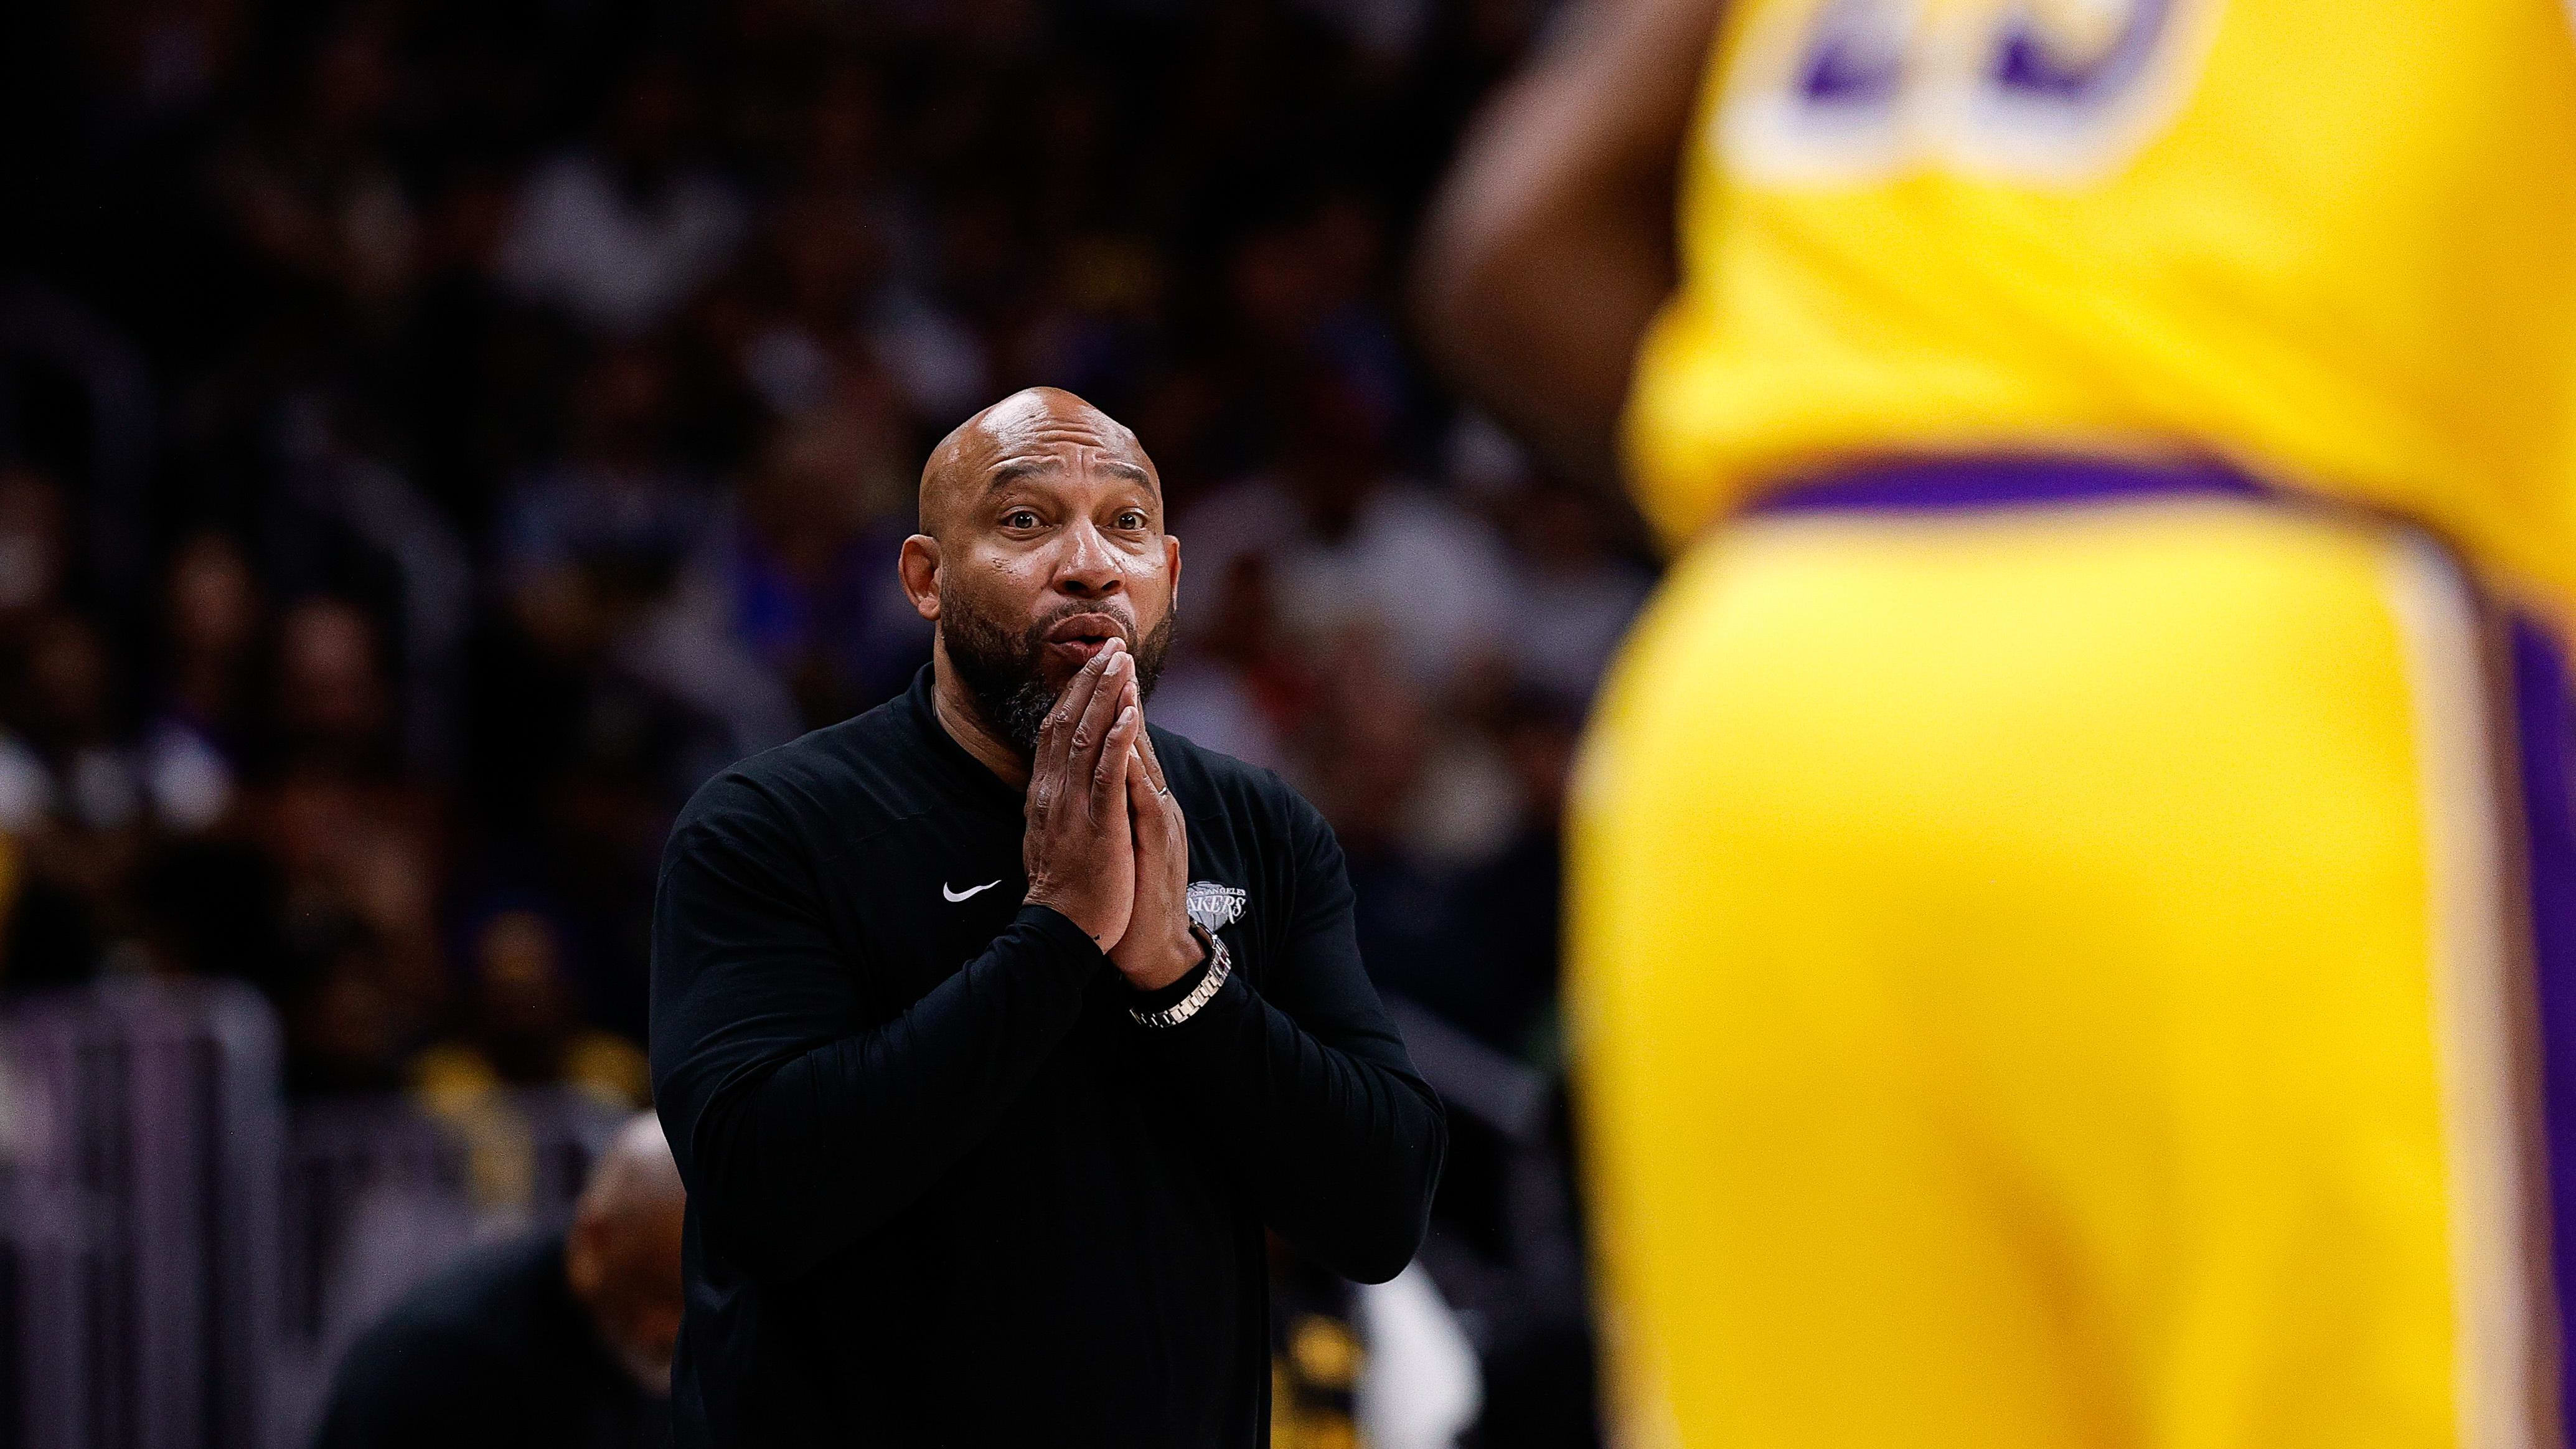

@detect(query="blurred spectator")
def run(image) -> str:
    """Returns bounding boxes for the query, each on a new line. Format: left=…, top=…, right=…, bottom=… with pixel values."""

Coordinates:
left=412, top=909, right=649, bottom=1212
left=1229, top=193, right=1414, bottom=426
left=1454, top=418, right=1653, bottom=702
left=283, top=917, right=409, bottom=1095
left=499, top=342, right=710, bottom=597
left=339, top=819, right=449, bottom=1040
left=309, top=1112, right=684, bottom=1448
left=499, top=57, right=747, bottom=338
left=0, top=613, right=136, bottom=833
left=142, top=531, right=263, bottom=829
left=209, top=12, right=418, bottom=321
left=733, top=189, right=886, bottom=418
left=496, top=339, right=792, bottom=768
left=1147, top=552, right=1307, bottom=772
left=0, top=465, right=72, bottom=639
left=1381, top=687, right=1582, bottom=1061
left=415, top=909, right=649, bottom=1111
left=1012, top=233, right=1167, bottom=412
left=269, top=395, right=477, bottom=775
left=1300, top=624, right=1520, bottom=869
left=1182, top=371, right=1511, bottom=697
left=0, top=614, right=150, bottom=942
left=671, top=400, right=928, bottom=729
left=0, top=471, right=113, bottom=992
left=261, top=769, right=449, bottom=1093
left=0, top=4, right=1609, bottom=1438
left=274, top=597, right=398, bottom=776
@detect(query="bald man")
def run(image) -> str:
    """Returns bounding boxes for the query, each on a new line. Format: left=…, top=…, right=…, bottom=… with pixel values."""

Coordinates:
left=649, top=389, right=1444, bottom=1448
left=311, top=1114, right=685, bottom=1448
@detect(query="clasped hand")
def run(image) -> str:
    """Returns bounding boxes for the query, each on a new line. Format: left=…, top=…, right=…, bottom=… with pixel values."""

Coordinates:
left=1019, top=639, right=1201, bottom=993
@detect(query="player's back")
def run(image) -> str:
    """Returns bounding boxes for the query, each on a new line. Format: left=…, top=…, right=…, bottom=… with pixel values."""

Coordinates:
left=1625, top=0, right=2576, bottom=615
left=1575, top=5, right=2576, bottom=1445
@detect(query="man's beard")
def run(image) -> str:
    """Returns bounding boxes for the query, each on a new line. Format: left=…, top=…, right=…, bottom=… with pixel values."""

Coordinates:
left=941, top=593, right=1172, bottom=759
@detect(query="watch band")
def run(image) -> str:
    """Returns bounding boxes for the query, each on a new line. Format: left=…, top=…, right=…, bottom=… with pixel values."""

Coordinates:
left=1129, top=925, right=1232, bottom=1029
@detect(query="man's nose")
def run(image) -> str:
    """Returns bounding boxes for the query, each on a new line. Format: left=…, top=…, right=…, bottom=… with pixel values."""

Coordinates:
left=1053, top=521, right=1123, bottom=597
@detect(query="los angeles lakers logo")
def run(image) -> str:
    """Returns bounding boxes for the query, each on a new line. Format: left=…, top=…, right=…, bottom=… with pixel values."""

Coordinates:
left=1185, top=882, right=1248, bottom=935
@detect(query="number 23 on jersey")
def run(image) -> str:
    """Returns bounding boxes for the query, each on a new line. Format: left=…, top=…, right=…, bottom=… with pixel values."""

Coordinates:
left=1718, top=0, right=2225, bottom=187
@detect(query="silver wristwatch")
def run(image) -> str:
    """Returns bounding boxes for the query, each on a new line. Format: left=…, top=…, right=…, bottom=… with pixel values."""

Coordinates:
left=1129, top=925, right=1232, bottom=1028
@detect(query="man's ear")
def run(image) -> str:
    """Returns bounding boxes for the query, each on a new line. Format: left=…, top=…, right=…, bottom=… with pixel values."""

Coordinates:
left=899, top=534, right=941, bottom=621
left=1163, top=533, right=1180, bottom=615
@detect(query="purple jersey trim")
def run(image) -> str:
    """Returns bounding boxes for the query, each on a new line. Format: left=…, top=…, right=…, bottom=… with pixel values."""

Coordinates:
left=1751, top=455, right=2267, bottom=515
left=2511, top=616, right=2576, bottom=1409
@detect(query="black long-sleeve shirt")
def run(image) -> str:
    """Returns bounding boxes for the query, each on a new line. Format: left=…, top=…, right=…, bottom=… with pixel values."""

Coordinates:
left=649, top=666, right=1445, bottom=1447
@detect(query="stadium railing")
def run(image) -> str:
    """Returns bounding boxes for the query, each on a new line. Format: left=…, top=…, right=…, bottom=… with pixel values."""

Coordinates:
left=0, top=981, right=626, bottom=1449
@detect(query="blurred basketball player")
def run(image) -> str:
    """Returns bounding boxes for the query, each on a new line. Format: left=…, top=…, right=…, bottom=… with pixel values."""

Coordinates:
left=1421, top=2, right=2576, bottom=1445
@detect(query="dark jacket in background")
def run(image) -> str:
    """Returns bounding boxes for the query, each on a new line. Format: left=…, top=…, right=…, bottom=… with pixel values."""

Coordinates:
left=309, top=1232, right=669, bottom=1449
left=650, top=666, right=1446, bottom=1447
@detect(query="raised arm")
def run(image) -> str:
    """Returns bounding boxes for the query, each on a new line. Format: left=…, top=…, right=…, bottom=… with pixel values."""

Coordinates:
left=1413, top=0, right=1726, bottom=493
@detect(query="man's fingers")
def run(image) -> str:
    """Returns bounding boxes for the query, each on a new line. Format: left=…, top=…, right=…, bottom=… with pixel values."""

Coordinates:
left=1043, top=640, right=1121, bottom=776
left=1125, top=753, right=1169, bottom=847
left=1125, top=752, right=1155, bottom=821
left=1125, top=734, right=1189, bottom=880
left=1133, top=725, right=1170, bottom=796
left=1061, top=639, right=1123, bottom=763
left=1155, top=778, right=1187, bottom=867
left=1036, top=697, right=1066, bottom=776
left=1072, top=646, right=1131, bottom=769
left=1040, top=636, right=1123, bottom=783
left=1093, top=700, right=1142, bottom=821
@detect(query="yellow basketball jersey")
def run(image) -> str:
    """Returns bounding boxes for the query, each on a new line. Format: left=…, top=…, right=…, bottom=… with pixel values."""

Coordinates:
left=1625, top=0, right=2576, bottom=616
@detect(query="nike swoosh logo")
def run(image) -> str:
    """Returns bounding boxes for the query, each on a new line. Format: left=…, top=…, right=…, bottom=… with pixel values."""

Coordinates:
left=942, top=879, right=1002, bottom=903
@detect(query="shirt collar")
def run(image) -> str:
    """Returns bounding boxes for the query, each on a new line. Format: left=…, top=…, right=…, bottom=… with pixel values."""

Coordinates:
left=901, top=664, right=1027, bottom=818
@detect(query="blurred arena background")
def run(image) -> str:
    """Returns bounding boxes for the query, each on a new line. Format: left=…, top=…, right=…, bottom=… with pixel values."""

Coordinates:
left=0, top=1, right=1636, bottom=1445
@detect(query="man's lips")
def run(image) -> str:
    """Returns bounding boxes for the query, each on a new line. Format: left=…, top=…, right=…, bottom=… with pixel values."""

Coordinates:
left=1042, top=612, right=1132, bottom=664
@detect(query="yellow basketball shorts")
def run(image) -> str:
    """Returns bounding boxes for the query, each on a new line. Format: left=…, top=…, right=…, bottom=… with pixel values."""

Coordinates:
left=1571, top=458, right=2576, bottom=1449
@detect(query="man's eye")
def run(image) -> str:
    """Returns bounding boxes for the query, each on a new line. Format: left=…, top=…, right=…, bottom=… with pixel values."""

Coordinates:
left=1115, top=511, right=1147, bottom=530
left=1003, top=509, right=1041, bottom=529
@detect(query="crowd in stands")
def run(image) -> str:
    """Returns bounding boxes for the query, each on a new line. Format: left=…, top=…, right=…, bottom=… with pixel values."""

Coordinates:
left=4, top=0, right=1654, bottom=1113
left=5, top=1, right=1652, bottom=1442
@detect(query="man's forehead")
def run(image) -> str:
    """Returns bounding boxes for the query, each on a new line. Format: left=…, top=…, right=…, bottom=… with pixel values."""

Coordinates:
left=970, top=394, right=1151, bottom=474
left=919, top=388, right=1162, bottom=532
left=985, top=451, right=1153, bottom=485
